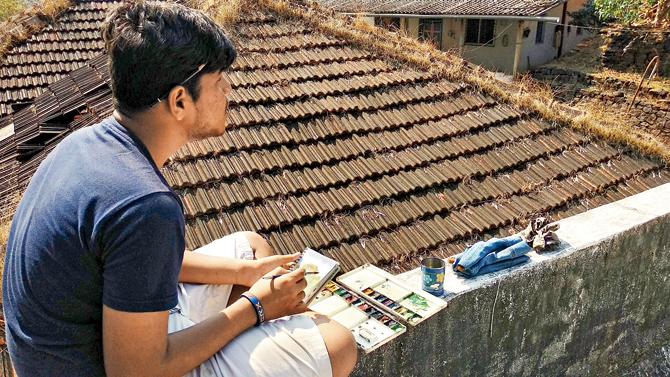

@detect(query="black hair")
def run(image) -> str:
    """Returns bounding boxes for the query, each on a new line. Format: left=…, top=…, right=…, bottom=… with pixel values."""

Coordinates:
left=102, top=1, right=237, bottom=114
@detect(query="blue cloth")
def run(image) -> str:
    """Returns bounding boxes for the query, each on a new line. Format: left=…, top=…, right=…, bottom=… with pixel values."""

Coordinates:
left=2, top=117, right=186, bottom=377
left=453, top=235, right=531, bottom=278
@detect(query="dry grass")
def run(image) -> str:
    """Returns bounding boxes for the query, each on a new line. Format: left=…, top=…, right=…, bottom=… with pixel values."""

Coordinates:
left=592, top=69, right=670, bottom=93
left=0, top=219, right=9, bottom=295
left=0, top=0, right=72, bottom=59
left=187, top=0, right=241, bottom=27
left=0, top=221, right=9, bottom=251
left=546, top=34, right=670, bottom=94
left=247, top=0, right=670, bottom=164
left=0, top=191, right=20, bottom=304
left=40, top=0, right=70, bottom=19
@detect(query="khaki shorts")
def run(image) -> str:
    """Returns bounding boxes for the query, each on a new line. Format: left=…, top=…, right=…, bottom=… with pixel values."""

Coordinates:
left=168, top=232, right=332, bottom=377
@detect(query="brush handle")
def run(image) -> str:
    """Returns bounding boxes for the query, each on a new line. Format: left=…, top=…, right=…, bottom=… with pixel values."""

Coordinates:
left=262, top=271, right=319, bottom=280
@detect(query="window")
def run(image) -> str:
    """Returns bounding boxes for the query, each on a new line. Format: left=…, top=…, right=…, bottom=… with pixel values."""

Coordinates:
left=375, top=17, right=401, bottom=31
left=464, top=19, right=495, bottom=46
left=536, top=21, right=545, bottom=44
left=418, top=18, right=443, bottom=48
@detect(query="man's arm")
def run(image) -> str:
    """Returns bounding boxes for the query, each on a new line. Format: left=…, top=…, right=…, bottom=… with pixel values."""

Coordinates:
left=178, top=232, right=299, bottom=286
left=103, top=268, right=308, bottom=377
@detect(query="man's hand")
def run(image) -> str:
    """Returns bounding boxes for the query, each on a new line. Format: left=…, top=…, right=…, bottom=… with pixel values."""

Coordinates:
left=248, top=267, right=309, bottom=320
left=242, top=253, right=301, bottom=286
left=179, top=232, right=299, bottom=286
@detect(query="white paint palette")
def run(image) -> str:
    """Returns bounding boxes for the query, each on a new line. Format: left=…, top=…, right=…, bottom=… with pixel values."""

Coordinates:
left=308, top=281, right=406, bottom=353
left=337, top=264, right=447, bottom=326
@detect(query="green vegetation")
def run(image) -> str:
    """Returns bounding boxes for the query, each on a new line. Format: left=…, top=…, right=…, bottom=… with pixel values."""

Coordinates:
left=570, top=0, right=603, bottom=28
left=0, top=0, right=27, bottom=21
left=593, top=0, right=669, bottom=26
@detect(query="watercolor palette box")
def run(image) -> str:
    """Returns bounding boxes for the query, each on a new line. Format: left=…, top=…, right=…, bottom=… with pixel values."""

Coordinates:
left=337, top=264, right=447, bottom=326
left=309, top=281, right=407, bottom=353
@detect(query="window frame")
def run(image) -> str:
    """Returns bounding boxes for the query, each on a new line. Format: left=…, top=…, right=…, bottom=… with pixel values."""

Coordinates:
left=375, top=16, right=401, bottom=31
left=418, top=18, right=444, bottom=48
left=535, top=21, right=545, bottom=44
left=464, top=19, right=496, bottom=46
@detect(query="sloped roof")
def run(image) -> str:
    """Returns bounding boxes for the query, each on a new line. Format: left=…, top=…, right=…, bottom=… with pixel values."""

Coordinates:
left=0, top=0, right=119, bottom=117
left=0, top=0, right=668, bottom=273
left=316, top=0, right=563, bottom=18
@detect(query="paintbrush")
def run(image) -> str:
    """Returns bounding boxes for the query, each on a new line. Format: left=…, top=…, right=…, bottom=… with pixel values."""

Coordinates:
left=262, top=271, right=319, bottom=280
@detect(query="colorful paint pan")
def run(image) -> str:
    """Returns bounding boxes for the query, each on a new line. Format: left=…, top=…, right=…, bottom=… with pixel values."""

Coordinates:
left=372, top=280, right=412, bottom=302
left=374, top=294, right=387, bottom=302
left=370, top=311, right=384, bottom=320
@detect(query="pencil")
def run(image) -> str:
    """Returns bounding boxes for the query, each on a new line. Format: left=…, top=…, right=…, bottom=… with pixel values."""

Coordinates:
left=262, top=271, right=319, bottom=280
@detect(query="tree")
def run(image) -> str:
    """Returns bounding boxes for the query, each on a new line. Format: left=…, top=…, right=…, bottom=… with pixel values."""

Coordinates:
left=593, top=0, right=647, bottom=24
left=570, top=0, right=603, bottom=28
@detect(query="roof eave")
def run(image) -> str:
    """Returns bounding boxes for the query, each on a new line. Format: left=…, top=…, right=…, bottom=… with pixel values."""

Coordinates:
left=340, top=12, right=561, bottom=23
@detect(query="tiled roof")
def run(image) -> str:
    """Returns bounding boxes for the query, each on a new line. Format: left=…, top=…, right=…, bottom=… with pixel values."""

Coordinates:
left=316, top=0, right=563, bottom=17
left=1, top=0, right=669, bottom=273
left=0, top=0, right=120, bottom=117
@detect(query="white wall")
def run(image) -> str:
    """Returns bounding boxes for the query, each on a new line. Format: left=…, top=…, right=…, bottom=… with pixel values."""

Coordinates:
left=461, top=19, right=517, bottom=73
left=520, top=1, right=593, bottom=71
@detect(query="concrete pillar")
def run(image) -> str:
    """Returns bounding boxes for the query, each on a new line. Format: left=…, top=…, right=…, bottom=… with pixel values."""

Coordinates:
left=512, top=20, right=524, bottom=76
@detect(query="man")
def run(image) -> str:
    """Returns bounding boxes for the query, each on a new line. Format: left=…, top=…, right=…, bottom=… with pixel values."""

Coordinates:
left=2, top=2, right=357, bottom=376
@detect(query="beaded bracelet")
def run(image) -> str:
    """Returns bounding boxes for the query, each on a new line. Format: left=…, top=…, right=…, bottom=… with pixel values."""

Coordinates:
left=240, top=292, right=265, bottom=326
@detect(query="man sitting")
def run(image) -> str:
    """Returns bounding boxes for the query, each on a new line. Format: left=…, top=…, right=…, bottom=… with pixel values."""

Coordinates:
left=2, top=2, right=357, bottom=376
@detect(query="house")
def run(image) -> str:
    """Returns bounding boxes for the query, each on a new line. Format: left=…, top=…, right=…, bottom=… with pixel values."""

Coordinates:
left=317, top=0, right=592, bottom=74
left=0, top=0, right=669, bottom=374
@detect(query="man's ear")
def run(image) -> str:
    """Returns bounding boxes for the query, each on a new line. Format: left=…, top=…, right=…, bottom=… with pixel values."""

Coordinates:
left=166, top=86, right=192, bottom=121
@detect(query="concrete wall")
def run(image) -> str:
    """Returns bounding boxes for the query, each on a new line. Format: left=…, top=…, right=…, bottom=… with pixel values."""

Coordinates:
left=352, top=184, right=670, bottom=376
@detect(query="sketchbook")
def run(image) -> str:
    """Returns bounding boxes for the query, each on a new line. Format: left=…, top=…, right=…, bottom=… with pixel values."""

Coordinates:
left=297, top=248, right=340, bottom=305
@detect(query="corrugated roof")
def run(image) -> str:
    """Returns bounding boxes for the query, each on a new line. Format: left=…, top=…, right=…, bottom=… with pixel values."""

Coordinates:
left=316, top=0, right=563, bottom=17
left=0, top=0, right=120, bottom=117
left=0, top=0, right=668, bottom=273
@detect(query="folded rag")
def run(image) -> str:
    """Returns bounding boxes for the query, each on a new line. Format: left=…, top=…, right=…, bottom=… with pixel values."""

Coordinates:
left=451, top=218, right=561, bottom=278
left=452, top=235, right=531, bottom=278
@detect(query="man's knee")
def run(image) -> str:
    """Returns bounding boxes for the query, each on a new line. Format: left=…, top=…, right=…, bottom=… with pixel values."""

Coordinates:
left=307, top=312, right=358, bottom=377
left=237, top=231, right=275, bottom=259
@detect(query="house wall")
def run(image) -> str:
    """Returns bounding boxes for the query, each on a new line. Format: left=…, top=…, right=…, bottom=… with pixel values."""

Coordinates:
left=360, top=16, right=375, bottom=27
left=373, top=0, right=591, bottom=74
left=521, top=0, right=591, bottom=71
left=461, top=19, right=517, bottom=73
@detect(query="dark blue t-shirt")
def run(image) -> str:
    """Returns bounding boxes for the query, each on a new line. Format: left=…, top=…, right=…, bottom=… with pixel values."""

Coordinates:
left=2, top=117, right=185, bottom=376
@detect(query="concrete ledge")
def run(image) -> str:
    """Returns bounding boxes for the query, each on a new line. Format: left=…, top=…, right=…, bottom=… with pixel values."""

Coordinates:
left=353, top=183, right=670, bottom=376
